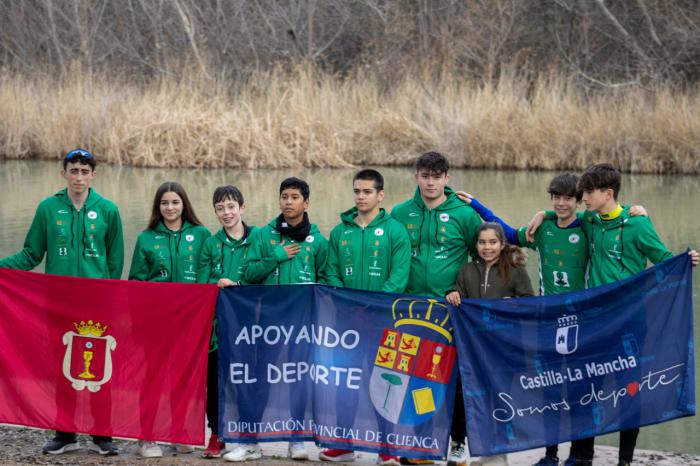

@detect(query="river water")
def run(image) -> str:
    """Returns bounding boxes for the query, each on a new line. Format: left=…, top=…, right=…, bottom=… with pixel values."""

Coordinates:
left=0, top=160, right=698, bottom=454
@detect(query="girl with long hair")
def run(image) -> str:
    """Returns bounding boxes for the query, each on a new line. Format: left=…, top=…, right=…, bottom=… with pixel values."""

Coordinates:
left=445, top=222, right=534, bottom=466
left=128, top=181, right=210, bottom=458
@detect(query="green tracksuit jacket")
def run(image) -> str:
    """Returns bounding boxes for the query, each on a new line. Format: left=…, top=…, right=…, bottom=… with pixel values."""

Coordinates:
left=325, top=207, right=411, bottom=293
left=0, top=188, right=124, bottom=278
left=391, top=186, right=481, bottom=297
left=517, top=220, right=588, bottom=295
left=580, top=207, right=672, bottom=287
left=129, top=221, right=210, bottom=283
left=243, top=218, right=328, bottom=285
left=197, top=226, right=256, bottom=284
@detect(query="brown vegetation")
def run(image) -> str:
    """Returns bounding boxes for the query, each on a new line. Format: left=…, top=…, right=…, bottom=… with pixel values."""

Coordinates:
left=1, top=1, right=700, bottom=173
left=1, top=67, right=699, bottom=173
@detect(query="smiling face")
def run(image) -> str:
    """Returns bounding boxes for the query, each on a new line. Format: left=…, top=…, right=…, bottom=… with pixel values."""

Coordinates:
left=353, top=178, right=384, bottom=215
left=279, top=188, right=308, bottom=224
left=159, top=191, right=184, bottom=225
left=214, top=196, right=244, bottom=229
left=476, top=228, right=505, bottom=266
left=61, top=162, right=95, bottom=197
left=551, top=194, right=579, bottom=223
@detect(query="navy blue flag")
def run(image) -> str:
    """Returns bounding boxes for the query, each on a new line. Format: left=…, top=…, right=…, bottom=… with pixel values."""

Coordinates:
left=450, top=253, right=695, bottom=457
left=217, top=285, right=458, bottom=460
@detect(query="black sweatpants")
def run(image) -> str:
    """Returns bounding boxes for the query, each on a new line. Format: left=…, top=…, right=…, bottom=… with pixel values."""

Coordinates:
left=450, top=373, right=467, bottom=443
left=206, top=349, right=219, bottom=435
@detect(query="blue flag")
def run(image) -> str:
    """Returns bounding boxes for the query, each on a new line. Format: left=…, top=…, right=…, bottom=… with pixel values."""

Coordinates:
left=450, top=253, right=695, bottom=457
left=217, top=285, right=458, bottom=460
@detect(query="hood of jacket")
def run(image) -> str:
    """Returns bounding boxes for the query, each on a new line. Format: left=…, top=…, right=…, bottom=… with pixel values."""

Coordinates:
left=591, top=205, right=632, bottom=229
left=410, top=186, right=466, bottom=211
left=153, top=219, right=198, bottom=234
left=214, top=224, right=253, bottom=246
left=339, top=207, right=391, bottom=227
left=55, top=187, right=104, bottom=210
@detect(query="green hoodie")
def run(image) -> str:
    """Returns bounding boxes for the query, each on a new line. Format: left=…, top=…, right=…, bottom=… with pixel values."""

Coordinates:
left=391, top=186, right=481, bottom=297
left=326, top=207, right=411, bottom=293
left=0, top=188, right=123, bottom=279
left=197, top=225, right=256, bottom=284
left=129, top=221, right=210, bottom=283
left=243, top=218, right=328, bottom=285
left=580, top=207, right=672, bottom=287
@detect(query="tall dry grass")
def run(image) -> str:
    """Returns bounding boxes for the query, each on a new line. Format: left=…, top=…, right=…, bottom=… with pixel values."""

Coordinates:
left=1, top=67, right=699, bottom=173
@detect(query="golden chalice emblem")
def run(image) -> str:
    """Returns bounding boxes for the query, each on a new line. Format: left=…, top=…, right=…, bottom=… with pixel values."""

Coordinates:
left=427, top=346, right=443, bottom=379
left=79, top=349, right=96, bottom=379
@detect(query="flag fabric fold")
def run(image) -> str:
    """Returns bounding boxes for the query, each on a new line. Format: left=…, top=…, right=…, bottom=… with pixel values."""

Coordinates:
left=0, top=268, right=218, bottom=444
left=450, top=253, right=695, bottom=457
left=217, top=285, right=458, bottom=460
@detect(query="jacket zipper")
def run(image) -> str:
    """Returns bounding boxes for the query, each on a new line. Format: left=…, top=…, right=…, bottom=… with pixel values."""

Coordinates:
left=482, top=265, right=491, bottom=298
left=361, top=227, right=366, bottom=289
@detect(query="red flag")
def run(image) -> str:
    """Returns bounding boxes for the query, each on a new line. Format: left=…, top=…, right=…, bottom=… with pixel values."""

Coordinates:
left=0, top=268, right=218, bottom=444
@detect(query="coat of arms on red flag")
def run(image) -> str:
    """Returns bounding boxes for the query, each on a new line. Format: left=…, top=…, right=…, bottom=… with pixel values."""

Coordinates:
left=62, top=320, right=116, bottom=392
left=369, top=298, right=456, bottom=425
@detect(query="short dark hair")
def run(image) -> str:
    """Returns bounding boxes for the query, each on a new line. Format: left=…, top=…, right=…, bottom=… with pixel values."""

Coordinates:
left=63, top=148, right=96, bottom=170
left=147, top=181, right=202, bottom=230
left=578, top=164, right=621, bottom=200
left=353, top=169, right=384, bottom=191
left=279, top=177, right=310, bottom=201
left=547, top=173, right=582, bottom=202
left=415, top=151, right=449, bottom=175
left=212, top=185, right=244, bottom=206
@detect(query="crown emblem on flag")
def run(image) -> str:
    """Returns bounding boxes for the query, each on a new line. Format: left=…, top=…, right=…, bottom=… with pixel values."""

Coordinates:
left=63, top=320, right=116, bottom=392
left=73, top=320, right=107, bottom=337
left=369, top=298, right=457, bottom=426
left=391, top=298, right=453, bottom=342
left=557, top=314, right=577, bottom=328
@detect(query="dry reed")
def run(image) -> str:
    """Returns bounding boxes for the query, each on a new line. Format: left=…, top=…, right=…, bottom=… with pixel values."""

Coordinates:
left=0, top=67, right=699, bottom=173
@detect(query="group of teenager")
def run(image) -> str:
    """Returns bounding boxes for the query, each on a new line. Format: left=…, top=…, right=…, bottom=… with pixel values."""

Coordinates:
left=0, top=148, right=697, bottom=466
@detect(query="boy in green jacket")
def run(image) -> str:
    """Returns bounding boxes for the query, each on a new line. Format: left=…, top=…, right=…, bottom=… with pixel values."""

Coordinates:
left=528, top=164, right=698, bottom=466
left=391, top=152, right=481, bottom=466
left=244, top=177, right=328, bottom=287
left=320, top=169, right=410, bottom=466
left=325, top=169, right=411, bottom=294
left=0, top=148, right=123, bottom=456
left=391, top=152, right=482, bottom=298
left=197, top=185, right=255, bottom=460
left=242, top=177, right=328, bottom=461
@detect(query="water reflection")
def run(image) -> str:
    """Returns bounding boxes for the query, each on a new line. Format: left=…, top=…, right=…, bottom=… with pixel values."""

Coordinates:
left=0, top=160, right=698, bottom=454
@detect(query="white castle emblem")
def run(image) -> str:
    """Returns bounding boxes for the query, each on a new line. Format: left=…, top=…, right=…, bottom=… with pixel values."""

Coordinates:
left=555, top=314, right=578, bottom=355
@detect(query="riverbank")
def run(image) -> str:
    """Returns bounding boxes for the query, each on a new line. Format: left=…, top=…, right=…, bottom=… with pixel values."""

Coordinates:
left=1, top=426, right=698, bottom=465
left=1, top=69, right=700, bottom=173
